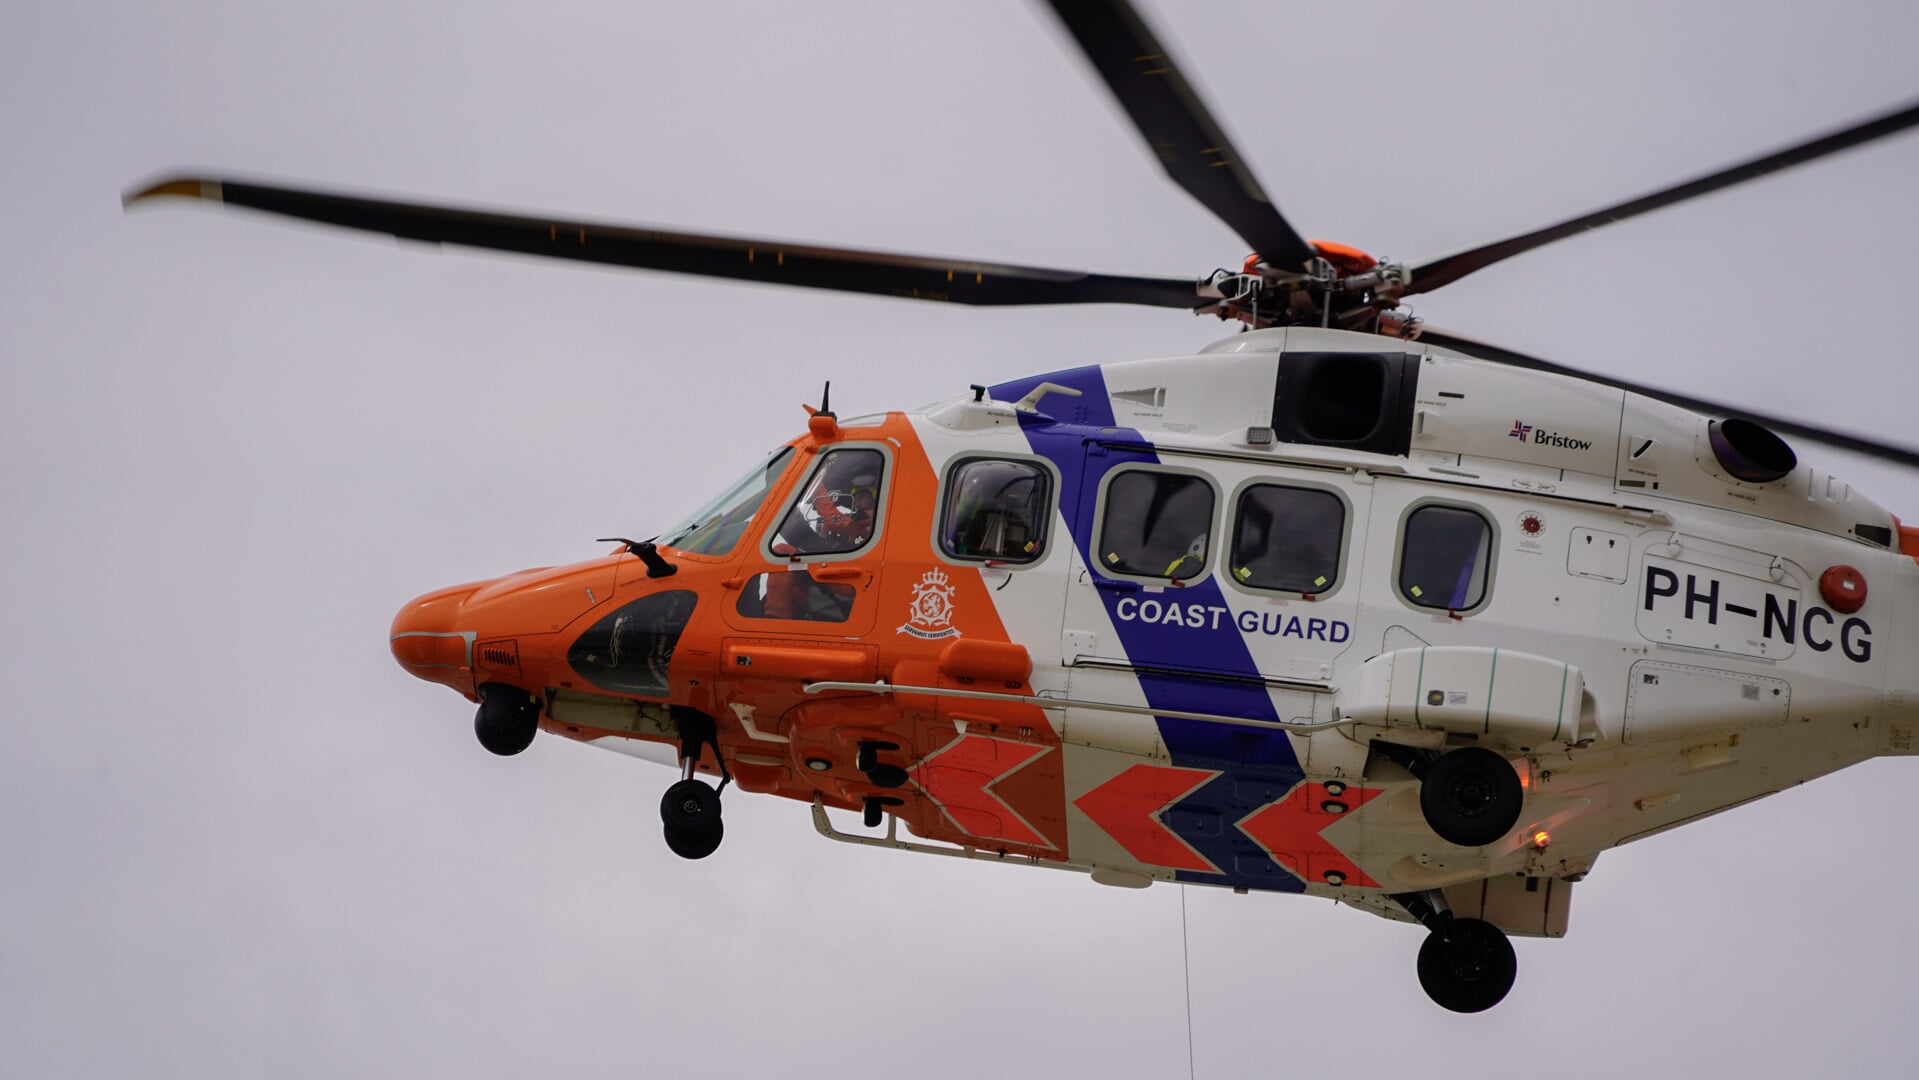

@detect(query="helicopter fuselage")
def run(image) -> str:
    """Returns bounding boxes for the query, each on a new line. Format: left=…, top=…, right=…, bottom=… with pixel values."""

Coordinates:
left=391, top=326, right=1919, bottom=936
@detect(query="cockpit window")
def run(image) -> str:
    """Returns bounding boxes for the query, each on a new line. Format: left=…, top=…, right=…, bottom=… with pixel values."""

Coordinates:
left=1098, top=469, right=1214, bottom=581
left=940, top=458, right=1051, bottom=564
left=771, top=447, right=886, bottom=557
left=566, top=590, right=697, bottom=697
left=659, top=446, right=794, bottom=557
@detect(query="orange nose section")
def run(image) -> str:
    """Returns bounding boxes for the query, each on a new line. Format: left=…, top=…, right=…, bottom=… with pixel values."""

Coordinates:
left=390, top=582, right=482, bottom=693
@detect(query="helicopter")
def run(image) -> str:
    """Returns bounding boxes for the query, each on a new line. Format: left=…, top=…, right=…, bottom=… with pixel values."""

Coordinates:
left=123, top=0, right=1919, bottom=1013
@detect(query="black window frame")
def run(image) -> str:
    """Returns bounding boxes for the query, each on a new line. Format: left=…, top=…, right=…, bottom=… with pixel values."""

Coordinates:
left=936, top=455, right=1055, bottom=566
left=1092, top=465, right=1218, bottom=583
left=1396, top=501, right=1497, bottom=614
left=1226, top=481, right=1348, bottom=597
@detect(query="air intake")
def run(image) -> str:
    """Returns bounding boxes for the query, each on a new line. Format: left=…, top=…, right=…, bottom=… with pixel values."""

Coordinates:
left=1708, top=418, right=1796, bottom=484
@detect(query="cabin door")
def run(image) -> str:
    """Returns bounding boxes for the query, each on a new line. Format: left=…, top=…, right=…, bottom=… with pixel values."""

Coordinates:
left=719, top=442, right=893, bottom=637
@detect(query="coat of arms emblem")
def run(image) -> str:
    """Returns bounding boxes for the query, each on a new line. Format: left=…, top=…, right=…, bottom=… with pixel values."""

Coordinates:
left=899, top=568, right=961, bottom=640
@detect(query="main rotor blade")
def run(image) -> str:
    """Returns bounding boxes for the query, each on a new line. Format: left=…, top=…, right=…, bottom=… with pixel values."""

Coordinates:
left=123, top=177, right=1206, bottom=309
left=1406, top=99, right=1919, bottom=297
left=1040, top=0, right=1317, bottom=273
left=1416, top=326, right=1919, bottom=469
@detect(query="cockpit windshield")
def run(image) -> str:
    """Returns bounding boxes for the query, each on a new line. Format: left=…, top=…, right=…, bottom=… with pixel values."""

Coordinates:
left=658, top=446, right=795, bottom=557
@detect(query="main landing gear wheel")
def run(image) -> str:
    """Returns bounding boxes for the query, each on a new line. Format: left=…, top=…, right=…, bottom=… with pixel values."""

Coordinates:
left=1420, top=746, right=1523, bottom=847
left=663, top=818, right=723, bottom=860
left=474, top=683, right=540, bottom=757
left=661, top=778, right=723, bottom=860
left=1416, top=917, right=1517, bottom=1013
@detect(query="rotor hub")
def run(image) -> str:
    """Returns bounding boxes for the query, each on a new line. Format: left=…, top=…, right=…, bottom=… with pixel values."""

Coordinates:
left=1202, top=242, right=1409, bottom=333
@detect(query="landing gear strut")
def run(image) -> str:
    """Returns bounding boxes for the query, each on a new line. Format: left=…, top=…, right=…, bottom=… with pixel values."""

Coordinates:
left=474, top=683, right=540, bottom=756
left=1394, top=892, right=1516, bottom=1013
left=852, top=740, right=906, bottom=827
left=660, top=708, right=729, bottom=860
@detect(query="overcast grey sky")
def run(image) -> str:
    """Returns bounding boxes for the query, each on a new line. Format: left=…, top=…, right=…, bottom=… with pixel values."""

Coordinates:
left=6, top=2, right=1919, bottom=1076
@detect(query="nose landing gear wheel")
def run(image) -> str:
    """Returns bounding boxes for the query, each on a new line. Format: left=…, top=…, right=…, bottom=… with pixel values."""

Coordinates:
left=1419, top=746, right=1523, bottom=847
left=474, top=683, right=540, bottom=757
left=661, top=778, right=724, bottom=860
left=1416, top=917, right=1516, bottom=1013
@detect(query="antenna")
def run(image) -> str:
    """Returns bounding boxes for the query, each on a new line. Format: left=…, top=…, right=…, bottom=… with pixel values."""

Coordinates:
left=808, top=378, right=840, bottom=440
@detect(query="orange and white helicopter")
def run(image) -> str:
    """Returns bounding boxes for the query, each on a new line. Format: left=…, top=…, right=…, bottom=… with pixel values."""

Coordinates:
left=128, top=0, right=1919, bottom=1013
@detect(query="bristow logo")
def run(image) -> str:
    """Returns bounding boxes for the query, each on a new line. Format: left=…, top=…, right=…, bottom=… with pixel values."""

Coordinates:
left=899, top=568, right=961, bottom=640
left=1507, top=419, right=1592, bottom=452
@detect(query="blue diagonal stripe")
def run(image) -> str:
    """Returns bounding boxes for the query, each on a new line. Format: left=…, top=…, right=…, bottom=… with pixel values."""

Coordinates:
left=990, top=368, right=1305, bottom=891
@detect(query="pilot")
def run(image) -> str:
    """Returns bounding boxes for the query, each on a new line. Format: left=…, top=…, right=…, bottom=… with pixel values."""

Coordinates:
left=764, top=452, right=879, bottom=620
left=779, top=452, right=880, bottom=554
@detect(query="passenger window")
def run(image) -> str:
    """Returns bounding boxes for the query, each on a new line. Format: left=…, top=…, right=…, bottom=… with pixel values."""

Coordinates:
left=734, top=570, right=856, bottom=623
left=940, top=458, right=1051, bottom=563
left=1230, top=485, right=1344, bottom=594
left=1099, top=470, right=1214, bottom=580
left=771, top=447, right=884, bottom=557
left=1400, top=505, right=1492, bottom=611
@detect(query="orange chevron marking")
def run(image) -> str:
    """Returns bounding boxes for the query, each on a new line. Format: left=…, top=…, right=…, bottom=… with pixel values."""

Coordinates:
left=1236, top=782, right=1383, bottom=887
left=1073, top=763, right=1219, bottom=873
left=910, top=734, right=1052, bottom=848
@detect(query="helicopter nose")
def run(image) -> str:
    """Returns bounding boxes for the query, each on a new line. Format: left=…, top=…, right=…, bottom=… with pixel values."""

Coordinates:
left=390, top=582, right=482, bottom=693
